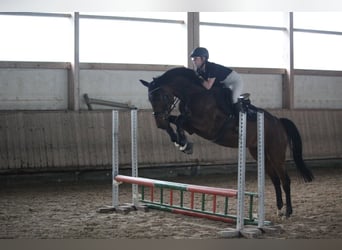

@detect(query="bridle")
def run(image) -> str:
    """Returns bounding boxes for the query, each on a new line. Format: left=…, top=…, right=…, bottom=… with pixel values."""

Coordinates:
left=149, top=87, right=179, bottom=120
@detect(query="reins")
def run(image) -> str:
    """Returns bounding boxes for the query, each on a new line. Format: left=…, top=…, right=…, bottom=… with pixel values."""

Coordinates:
left=149, top=86, right=180, bottom=119
left=169, top=97, right=179, bottom=114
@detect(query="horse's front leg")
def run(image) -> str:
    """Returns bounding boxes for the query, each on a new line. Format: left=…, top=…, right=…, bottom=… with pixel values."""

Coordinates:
left=169, top=115, right=193, bottom=154
left=165, top=124, right=178, bottom=144
left=164, top=119, right=186, bottom=151
left=161, top=115, right=183, bottom=149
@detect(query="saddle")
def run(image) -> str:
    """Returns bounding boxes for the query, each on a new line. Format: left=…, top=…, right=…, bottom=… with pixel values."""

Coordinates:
left=237, top=93, right=258, bottom=121
left=212, top=92, right=258, bottom=142
left=213, top=88, right=258, bottom=121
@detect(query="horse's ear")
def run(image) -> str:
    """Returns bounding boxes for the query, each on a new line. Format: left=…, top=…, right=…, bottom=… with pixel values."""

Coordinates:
left=140, top=79, right=150, bottom=88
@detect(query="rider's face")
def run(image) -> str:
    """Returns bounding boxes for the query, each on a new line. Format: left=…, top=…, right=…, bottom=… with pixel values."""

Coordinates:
left=191, top=57, right=205, bottom=70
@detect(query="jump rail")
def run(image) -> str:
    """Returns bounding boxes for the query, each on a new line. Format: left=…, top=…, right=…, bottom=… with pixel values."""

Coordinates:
left=83, top=93, right=137, bottom=110
left=115, top=174, right=259, bottom=225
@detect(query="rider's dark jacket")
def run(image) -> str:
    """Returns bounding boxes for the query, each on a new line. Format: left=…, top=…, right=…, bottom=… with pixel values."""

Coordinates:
left=196, top=61, right=233, bottom=87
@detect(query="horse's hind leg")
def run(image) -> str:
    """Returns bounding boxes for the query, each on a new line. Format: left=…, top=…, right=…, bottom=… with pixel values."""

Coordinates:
left=249, top=149, right=282, bottom=218
left=282, top=172, right=292, bottom=217
left=271, top=163, right=293, bottom=218
left=249, top=147, right=284, bottom=217
left=249, top=147, right=292, bottom=217
left=269, top=172, right=284, bottom=216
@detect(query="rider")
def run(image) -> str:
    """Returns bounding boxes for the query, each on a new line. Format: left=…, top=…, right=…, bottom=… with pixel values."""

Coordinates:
left=190, top=47, right=244, bottom=118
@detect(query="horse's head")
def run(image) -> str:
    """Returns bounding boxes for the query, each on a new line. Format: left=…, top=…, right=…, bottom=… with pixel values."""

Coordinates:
left=140, top=78, right=176, bottom=129
left=140, top=67, right=204, bottom=129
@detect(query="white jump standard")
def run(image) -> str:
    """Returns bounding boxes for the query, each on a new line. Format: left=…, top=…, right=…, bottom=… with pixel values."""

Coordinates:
left=98, top=108, right=270, bottom=238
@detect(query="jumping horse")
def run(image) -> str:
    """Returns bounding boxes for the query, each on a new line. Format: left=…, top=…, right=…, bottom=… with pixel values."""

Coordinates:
left=140, top=67, right=314, bottom=218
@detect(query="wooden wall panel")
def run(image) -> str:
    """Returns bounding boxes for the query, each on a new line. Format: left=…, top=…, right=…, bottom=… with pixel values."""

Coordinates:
left=0, top=109, right=341, bottom=173
left=272, top=110, right=342, bottom=160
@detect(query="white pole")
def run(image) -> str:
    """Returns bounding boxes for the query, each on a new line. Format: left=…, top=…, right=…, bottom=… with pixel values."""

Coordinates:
left=257, top=112, right=265, bottom=228
left=131, top=109, right=139, bottom=206
left=112, top=110, right=119, bottom=207
left=236, top=111, right=247, bottom=231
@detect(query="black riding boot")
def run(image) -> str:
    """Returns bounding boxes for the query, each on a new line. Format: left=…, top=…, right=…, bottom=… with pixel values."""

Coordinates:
left=216, top=90, right=233, bottom=117
left=219, top=102, right=232, bottom=117
left=233, top=102, right=241, bottom=118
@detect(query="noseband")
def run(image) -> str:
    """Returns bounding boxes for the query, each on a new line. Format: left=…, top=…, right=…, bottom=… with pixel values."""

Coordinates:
left=149, top=87, right=179, bottom=120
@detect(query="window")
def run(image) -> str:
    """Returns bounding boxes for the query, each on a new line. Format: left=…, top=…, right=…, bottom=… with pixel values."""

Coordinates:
left=79, top=12, right=187, bottom=65
left=294, top=32, right=342, bottom=71
left=293, top=12, right=342, bottom=32
left=293, top=12, right=342, bottom=70
left=0, top=14, right=72, bottom=62
left=200, top=12, right=285, bottom=27
left=199, top=12, right=286, bottom=68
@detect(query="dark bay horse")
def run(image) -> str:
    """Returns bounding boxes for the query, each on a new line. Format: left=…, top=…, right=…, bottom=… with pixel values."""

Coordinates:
left=140, top=67, right=314, bottom=218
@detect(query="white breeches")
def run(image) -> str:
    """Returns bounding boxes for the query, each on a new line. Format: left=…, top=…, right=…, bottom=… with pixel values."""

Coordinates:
left=221, top=71, right=244, bottom=103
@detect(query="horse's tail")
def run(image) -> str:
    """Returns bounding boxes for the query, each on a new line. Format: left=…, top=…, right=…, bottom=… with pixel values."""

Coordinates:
left=280, top=118, right=314, bottom=182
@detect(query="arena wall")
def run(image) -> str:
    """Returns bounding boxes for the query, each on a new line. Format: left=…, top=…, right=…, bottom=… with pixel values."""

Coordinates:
left=1, top=64, right=342, bottom=111
left=1, top=64, right=341, bottom=174
left=0, top=109, right=341, bottom=173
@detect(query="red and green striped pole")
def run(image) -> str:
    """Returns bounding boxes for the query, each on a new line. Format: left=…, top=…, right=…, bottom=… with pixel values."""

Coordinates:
left=115, top=175, right=258, bottom=225
left=115, top=175, right=238, bottom=197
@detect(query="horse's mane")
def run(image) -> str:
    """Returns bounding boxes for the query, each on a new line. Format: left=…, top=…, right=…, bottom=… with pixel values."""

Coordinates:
left=153, top=67, right=203, bottom=87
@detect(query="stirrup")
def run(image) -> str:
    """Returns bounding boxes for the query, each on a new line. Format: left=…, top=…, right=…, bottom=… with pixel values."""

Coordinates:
left=239, top=93, right=250, bottom=101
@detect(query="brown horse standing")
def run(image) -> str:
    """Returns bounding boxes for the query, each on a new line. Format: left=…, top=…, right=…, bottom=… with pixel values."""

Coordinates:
left=140, top=67, right=314, bottom=218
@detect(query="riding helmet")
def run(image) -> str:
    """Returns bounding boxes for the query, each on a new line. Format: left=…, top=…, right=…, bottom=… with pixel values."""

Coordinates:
left=190, top=47, right=209, bottom=59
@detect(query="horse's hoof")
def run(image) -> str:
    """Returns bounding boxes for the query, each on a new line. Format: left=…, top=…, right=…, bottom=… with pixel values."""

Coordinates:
left=181, top=142, right=193, bottom=154
left=285, top=212, right=292, bottom=219
left=286, top=208, right=293, bottom=218
left=277, top=210, right=284, bottom=217
left=179, top=143, right=187, bottom=151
